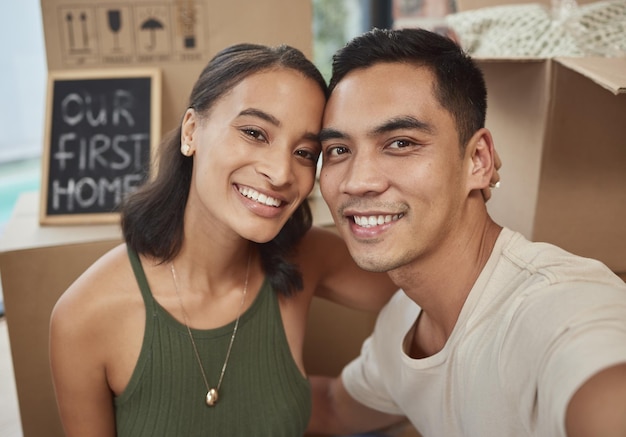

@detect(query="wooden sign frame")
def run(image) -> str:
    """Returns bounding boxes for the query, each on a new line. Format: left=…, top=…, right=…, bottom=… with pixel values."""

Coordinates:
left=40, top=68, right=161, bottom=225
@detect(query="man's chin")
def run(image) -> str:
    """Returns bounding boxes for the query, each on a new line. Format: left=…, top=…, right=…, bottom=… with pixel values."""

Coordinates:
left=351, top=253, right=392, bottom=273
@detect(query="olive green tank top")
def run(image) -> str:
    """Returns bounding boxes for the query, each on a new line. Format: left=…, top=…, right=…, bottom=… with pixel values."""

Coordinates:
left=115, top=248, right=311, bottom=436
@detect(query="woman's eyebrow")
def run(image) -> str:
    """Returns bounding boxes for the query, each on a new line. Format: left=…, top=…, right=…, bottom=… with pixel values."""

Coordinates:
left=238, top=108, right=281, bottom=126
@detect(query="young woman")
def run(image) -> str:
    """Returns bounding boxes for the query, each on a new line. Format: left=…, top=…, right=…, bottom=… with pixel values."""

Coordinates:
left=49, top=43, right=396, bottom=436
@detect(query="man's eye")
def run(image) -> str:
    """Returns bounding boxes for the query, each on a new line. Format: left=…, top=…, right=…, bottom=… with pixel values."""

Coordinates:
left=326, top=145, right=349, bottom=157
left=388, top=139, right=413, bottom=149
left=242, top=128, right=267, bottom=142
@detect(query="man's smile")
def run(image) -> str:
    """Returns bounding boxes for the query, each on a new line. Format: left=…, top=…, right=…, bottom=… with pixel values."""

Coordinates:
left=353, top=213, right=404, bottom=228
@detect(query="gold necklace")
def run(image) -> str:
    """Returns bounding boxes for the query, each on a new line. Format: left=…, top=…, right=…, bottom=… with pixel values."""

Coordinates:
left=170, top=252, right=251, bottom=406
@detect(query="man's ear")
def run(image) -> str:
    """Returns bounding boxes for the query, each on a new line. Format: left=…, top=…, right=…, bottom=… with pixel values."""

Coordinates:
left=465, top=128, right=496, bottom=197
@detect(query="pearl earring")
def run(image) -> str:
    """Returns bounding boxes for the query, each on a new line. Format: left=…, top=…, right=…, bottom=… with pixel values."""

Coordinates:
left=181, top=143, right=192, bottom=156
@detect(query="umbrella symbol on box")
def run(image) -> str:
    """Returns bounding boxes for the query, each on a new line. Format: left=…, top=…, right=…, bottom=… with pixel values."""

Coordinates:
left=141, top=17, right=164, bottom=50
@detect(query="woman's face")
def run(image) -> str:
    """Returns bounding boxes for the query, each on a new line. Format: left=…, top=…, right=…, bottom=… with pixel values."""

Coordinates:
left=182, top=68, right=326, bottom=244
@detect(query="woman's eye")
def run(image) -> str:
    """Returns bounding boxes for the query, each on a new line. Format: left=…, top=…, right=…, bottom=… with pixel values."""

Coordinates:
left=295, top=149, right=320, bottom=163
left=242, top=128, right=267, bottom=142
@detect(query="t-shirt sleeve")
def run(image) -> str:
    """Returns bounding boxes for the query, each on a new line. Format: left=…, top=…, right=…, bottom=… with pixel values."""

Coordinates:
left=538, top=303, right=626, bottom=436
left=503, top=282, right=626, bottom=437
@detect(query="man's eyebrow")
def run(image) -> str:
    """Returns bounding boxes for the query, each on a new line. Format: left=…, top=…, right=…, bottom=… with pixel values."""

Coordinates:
left=371, top=116, right=434, bottom=136
left=318, top=128, right=349, bottom=143
left=319, top=116, right=434, bottom=143
left=238, top=108, right=281, bottom=127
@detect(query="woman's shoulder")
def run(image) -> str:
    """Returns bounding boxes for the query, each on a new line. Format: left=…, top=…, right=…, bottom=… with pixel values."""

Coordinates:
left=49, top=243, right=148, bottom=395
left=51, top=243, right=140, bottom=330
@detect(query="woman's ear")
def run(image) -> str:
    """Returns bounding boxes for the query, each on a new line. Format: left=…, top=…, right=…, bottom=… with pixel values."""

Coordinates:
left=465, top=128, right=499, bottom=200
left=180, top=108, right=198, bottom=155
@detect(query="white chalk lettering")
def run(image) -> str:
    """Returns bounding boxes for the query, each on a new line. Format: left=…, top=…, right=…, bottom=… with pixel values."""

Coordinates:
left=51, top=175, right=146, bottom=212
left=123, top=174, right=144, bottom=195
left=84, top=93, right=107, bottom=126
left=60, top=89, right=136, bottom=128
left=54, top=133, right=77, bottom=171
left=60, top=93, right=84, bottom=127
left=52, top=179, right=75, bottom=211
left=113, top=90, right=135, bottom=127
left=50, top=81, right=150, bottom=215
left=53, top=132, right=149, bottom=171
left=110, top=134, right=149, bottom=171
left=111, top=135, right=132, bottom=170
left=128, top=133, right=149, bottom=171
left=89, top=134, right=111, bottom=170
left=74, top=178, right=99, bottom=208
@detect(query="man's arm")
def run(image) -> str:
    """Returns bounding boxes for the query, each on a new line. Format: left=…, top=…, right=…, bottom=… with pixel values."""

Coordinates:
left=565, top=363, right=626, bottom=437
left=307, top=375, right=406, bottom=435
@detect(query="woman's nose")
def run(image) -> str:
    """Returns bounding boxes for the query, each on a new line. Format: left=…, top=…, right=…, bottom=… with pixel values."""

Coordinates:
left=255, top=147, right=295, bottom=187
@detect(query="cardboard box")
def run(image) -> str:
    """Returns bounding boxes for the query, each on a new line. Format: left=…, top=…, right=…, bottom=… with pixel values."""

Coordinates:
left=0, top=192, right=122, bottom=437
left=445, top=0, right=626, bottom=273
left=480, top=56, right=626, bottom=273
left=40, top=0, right=314, bottom=135
left=0, top=191, right=377, bottom=437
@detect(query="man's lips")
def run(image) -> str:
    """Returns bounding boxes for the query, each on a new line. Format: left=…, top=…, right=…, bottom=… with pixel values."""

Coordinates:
left=350, top=213, right=404, bottom=228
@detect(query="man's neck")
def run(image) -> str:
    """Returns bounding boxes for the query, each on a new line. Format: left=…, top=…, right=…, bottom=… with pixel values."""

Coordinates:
left=391, top=216, right=502, bottom=356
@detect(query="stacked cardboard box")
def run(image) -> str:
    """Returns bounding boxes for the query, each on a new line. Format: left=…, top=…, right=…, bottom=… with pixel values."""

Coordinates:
left=481, top=56, right=626, bottom=276
left=452, top=0, right=626, bottom=279
left=0, top=193, right=120, bottom=437
left=40, top=0, right=315, bottom=134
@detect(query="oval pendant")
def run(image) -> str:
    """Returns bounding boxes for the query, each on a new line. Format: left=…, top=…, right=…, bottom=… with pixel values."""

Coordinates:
left=206, top=388, right=219, bottom=406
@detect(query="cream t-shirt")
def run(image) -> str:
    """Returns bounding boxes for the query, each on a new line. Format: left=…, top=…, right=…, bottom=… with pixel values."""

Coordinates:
left=342, top=227, right=626, bottom=436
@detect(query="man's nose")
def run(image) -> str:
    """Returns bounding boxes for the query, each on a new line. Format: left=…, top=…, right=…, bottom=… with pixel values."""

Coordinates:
left=340, top=151, right=388, bottom=196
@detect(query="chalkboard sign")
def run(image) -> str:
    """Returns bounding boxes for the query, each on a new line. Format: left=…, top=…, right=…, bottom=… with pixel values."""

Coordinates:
left=40, top=68, right=161, bottom=225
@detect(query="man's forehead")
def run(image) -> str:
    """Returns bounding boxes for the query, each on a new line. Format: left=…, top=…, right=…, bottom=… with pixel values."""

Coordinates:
left=328, top=64, right=434, bottom=104
left=323, top=63, right=437, bottom=129
left=332, top=62, right=433, bottom=88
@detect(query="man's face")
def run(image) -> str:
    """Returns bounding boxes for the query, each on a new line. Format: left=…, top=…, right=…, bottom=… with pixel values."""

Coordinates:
left=319, top=62, right=470, bottom=273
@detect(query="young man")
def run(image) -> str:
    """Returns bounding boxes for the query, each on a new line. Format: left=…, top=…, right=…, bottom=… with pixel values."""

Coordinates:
left=309, top=28, right=626, bottom=437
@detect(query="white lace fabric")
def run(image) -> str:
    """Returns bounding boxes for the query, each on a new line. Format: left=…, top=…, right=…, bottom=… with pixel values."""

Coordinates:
left=446, top=0, right=626, bottom=57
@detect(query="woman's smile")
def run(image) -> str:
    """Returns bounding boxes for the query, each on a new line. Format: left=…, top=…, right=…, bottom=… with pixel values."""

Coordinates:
left=237, top=184, right=283, bottom=207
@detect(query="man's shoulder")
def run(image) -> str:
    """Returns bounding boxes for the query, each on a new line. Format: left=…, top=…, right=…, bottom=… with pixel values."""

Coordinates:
left=497, top=227, right=625, bottom=290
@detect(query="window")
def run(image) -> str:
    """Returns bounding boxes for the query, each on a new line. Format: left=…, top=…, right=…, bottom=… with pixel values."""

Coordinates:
left=0, top=0, right=46, bottom=234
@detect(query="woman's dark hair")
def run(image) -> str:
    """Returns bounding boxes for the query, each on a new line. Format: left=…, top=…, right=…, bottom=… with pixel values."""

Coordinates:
left=121, top=43, right=328, bottom=296
left=329, top=28, right=487, bottom=149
